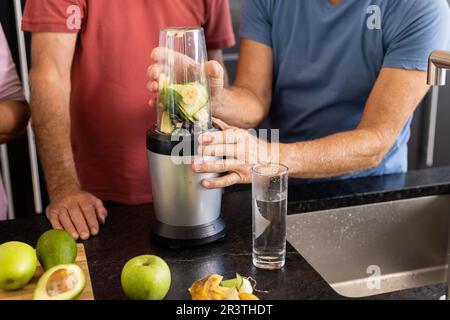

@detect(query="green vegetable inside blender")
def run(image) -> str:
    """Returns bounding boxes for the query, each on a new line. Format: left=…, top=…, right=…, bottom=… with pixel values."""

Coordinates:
left=158, top=77, right=210, bottom=134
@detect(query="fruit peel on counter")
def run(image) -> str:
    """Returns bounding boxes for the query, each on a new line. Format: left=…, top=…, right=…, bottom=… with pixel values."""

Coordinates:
left=189, top=274, right=260, bottom=301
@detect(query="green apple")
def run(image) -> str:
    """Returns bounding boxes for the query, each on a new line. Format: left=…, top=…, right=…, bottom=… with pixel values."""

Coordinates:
left=121, top=255, right=171, bottom=300
left=0, top=241, right=37, bottom=290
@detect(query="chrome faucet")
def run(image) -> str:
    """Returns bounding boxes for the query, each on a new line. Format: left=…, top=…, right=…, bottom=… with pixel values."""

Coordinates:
left=428, top=51, right=450, bottom=86
left=427, top=50, right=450, bottom=300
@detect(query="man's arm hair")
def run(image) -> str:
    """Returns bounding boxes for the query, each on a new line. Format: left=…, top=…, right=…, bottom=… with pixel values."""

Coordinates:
left=29, top=32, right=79, bottom=198
left=280, top=68, right=430, bottom=178
left=213, top=39, right=273, bottom=129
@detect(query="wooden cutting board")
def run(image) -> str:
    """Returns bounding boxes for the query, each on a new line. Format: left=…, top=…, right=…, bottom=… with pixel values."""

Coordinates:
left=0, top=244, right=94, bottom=300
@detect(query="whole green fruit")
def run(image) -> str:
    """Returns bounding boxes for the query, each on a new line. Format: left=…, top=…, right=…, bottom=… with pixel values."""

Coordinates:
left=0, top=241, right=37, bottom=290
left=121, top=255, right=171, bottom=300
left=36, top=230, right=77, bottom=270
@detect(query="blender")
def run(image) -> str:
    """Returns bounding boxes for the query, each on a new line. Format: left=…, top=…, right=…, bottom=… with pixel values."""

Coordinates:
left=147, top=27, right=225, bottom=246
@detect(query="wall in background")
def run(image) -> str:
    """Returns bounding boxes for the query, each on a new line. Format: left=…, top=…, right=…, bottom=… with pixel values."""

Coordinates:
left=223, top=0, right=241, bottom=81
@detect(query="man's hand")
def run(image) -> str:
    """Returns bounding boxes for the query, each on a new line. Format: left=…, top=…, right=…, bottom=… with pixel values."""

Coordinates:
left=147, top=47, right=225, bottom=110
left=46, top=187, right=108, bottom=240
left=192, top=118, right=276, bottom=188
left=30, top=33, right=108, bottom=239
left=147, top=41, right=272, bottom=129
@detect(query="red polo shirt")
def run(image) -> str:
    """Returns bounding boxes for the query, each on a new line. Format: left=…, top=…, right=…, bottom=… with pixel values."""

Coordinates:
left=22, top=0, right=235, bottom=204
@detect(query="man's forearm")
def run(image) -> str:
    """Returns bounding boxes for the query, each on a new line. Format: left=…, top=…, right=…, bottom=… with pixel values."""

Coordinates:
left=30, top=73, right=79, bottom=198
left=280, top=128, right=388, bottom=179
left=213, top=85, right=267, bottom=129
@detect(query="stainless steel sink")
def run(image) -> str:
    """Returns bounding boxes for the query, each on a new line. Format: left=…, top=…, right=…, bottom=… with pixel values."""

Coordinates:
left=286, top=195, right=450, bottom=298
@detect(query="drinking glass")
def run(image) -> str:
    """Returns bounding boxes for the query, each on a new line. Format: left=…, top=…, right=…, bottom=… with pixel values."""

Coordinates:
left=156, top=27, right=212, bottom=135
left=252, top=164, right=289, bottom=270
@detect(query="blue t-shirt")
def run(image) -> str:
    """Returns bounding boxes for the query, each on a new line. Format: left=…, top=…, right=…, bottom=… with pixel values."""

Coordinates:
left=240, top=0, right=450, bottom=179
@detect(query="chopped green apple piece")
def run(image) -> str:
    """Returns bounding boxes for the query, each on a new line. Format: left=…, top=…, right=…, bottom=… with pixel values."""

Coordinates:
left=158, top=82, right=210, bottom=133
left=159, top=74, right=171, bottom=90
left=177, top=104, right=196, bottom=124
left=221, top=274, right=253, bottom=294
left=159, top=110, right=174, bottom=134
left=159, top=87, right=183, bottom=112
left=170, top=82, right=209, bottom=118
left=193, top=107, right=209, bottom=130
left=171, top=83, right=208, bottom=109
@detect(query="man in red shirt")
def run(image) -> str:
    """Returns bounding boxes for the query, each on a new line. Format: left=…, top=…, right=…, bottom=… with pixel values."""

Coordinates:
left=22, top=0, right=235, bottom=240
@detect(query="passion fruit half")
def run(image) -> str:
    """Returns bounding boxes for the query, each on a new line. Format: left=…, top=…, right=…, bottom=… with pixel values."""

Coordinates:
left=33, top=264, right=86, bottom=300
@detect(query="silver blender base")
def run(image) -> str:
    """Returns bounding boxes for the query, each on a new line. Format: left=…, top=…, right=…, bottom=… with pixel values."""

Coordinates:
left=147, top=129, right=226, bottom=247
left=151, top=216, right=226, bottom=247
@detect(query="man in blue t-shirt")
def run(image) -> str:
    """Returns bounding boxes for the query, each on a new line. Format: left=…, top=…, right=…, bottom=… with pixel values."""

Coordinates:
left=149, top=0, right=450, bottom=188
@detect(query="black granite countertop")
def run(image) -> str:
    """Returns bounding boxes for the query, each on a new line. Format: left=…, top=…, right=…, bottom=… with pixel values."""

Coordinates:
left=1, top=167, right=450, bottom=300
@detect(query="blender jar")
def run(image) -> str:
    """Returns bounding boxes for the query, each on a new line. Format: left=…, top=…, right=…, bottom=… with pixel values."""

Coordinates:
left=156, top=27, right=212, bottom=135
